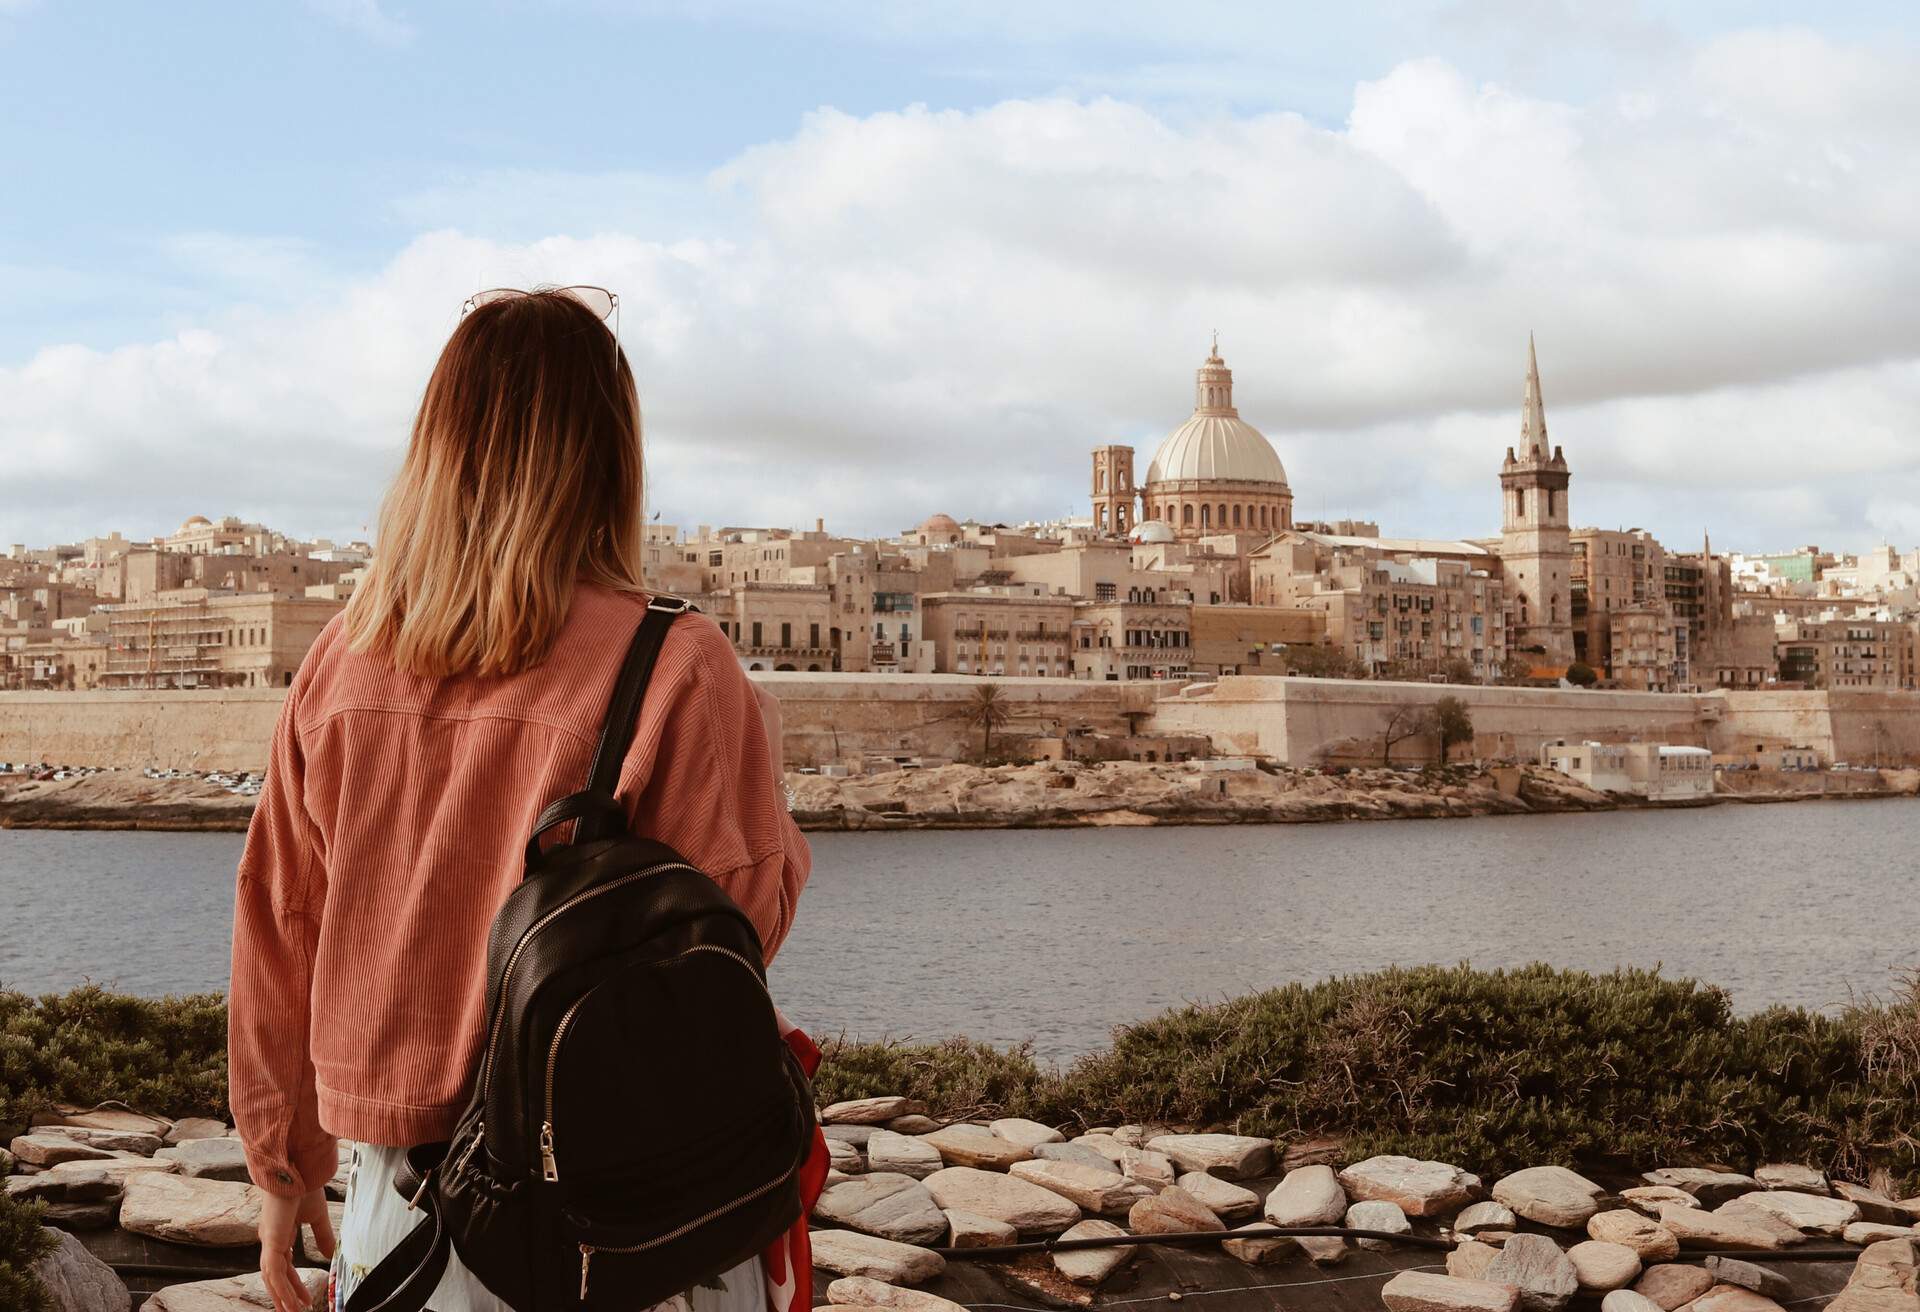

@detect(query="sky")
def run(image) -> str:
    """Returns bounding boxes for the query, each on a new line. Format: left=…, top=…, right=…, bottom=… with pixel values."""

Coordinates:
left=3, top=0, right=1919, bottom=554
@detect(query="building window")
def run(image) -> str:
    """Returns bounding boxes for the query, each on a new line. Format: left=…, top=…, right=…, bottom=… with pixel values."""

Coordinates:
left=780, top=622, right=792, bottom=648
left=809, top=622, right=820, bottom=648
left=1096, top=582, right=1116, bottom=601
left=752, top=621, right=763, bottom=647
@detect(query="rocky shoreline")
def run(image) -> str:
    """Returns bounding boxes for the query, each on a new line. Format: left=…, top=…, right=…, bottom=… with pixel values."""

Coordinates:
left=5, top=759, right=1912, bottom=835
left=12, top=1097, right=1918, bottom=1310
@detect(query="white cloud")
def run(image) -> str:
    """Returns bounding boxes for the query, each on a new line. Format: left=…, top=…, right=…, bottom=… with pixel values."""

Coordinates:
left=5, top=27, right=1920, bottom=555
left=303, top=0, right=413, bottom=46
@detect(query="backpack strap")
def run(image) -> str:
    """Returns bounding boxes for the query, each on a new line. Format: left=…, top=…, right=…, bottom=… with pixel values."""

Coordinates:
left=524, top=594, right=694, bottom=861
left=341, top=1144, right=452, bottom=1312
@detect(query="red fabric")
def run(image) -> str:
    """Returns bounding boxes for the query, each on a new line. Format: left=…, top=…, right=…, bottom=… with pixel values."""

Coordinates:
left=228, top=583, right=812, bottom=1197
left=764, top=1013, right=828, bottom=1312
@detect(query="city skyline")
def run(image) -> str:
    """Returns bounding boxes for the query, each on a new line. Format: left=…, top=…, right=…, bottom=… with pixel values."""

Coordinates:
left=5, top=3, right=1920, bottom=552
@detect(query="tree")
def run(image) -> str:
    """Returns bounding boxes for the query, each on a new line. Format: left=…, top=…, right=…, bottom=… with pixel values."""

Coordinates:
left=1440, top=657, right=1475, bottom=685
left=1565, top=662, right=1599, bottom=688
left=1378, top=703, right=1437, bottom=766
left=958, top=682, right=1013, bottom=757
left=1497, top=653, right=1535, bottom=685
left=1433, top=696, right=1473, bottom=763
left=1284, top=643, right=1362, bottom=679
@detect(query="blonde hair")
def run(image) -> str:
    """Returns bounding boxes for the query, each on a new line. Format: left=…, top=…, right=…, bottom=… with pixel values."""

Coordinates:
left=345, top=289, right=646, bottom=677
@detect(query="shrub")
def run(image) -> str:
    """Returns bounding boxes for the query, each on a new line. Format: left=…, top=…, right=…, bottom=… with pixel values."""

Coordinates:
left=811, top=1036, right=1054, bottom=1122
left=0, top=985, right=230, bottom=1130
left=0, top=1192, right=54, bottom=1312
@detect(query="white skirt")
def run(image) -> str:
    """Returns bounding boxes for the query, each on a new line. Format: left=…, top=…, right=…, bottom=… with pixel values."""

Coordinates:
left=330, top=1141, right=769, bottom=1312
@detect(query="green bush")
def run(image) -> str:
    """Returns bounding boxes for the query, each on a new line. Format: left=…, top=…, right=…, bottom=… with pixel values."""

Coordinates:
left=0, top=985, right=230, bottom=1130
left=0, top=1192, right=55, bottom=1312
left=811, top=1036, right=1053, bottom=1121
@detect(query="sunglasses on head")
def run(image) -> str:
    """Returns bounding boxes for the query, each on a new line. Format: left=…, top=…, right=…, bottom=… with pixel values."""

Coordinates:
left=461, top=285, right=618, bottom=320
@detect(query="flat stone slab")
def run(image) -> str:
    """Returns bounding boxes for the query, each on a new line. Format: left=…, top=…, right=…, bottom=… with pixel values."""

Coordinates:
left=1008, top=1159, right=1151, bottom=1215
left=828, top=1138, right=866, bottom=1176
left=1147, top=1134, right=1274, bottom=1182
left=1341, top=1155, right=1481, bottom=1217
left=1120, top=1147, right=1177, bottom=1190
left=943, top=1209, right=1016, bottom=1248
left=120, top=1172, right=263, bottom=1247
left=164, top=1118, right=231, bottom=1146
left=1632, top=1262, right=1715, bottom=1309
left=1484, top=1232, right=1579, bottom=1312
left=9, top=1133, right=118, bottom=1168
left=34, top=1106, right=173, bottom=1137
left=1587, top=1208, right=1680, bottom=1262
left=822, top=1098, right=926, bottom=1125
left=813, top=1173, right=950, bottom=1246
left=1221, top=1222, right=1299, bottom=1266
left=157, top=1136, right=253, bottom=1182
left=1493, top=1166, right=1608, bottom=1228
left=989, top=1118, right=1064, bottom=1149
left=1033, top=1142, right=1122, bottom=1174
left=1052, top=1218, right=1137, bottom=1286
left=1600, top=1293, right=1665, bottom=1312
left=1620, top=1186, right=1699, bottom=1217
left=1735, top=1188, right=1860, bottom=1237
left=1755, top=1164, right=1829, bottom=1194
left=1640, top=1168, right=1758, bottom=1208
left=30, top=1228, right=130, bottom=1312
left=1455, top=1201, right=1517, bottom=1235
left=1263, top=1164, right=1348, bottom=1226
left=810, top=1229, right=946, bottom=1285
left=921, top=1166, right=1081, bottom=1235
left=1657, top=1202, right=1793, bottom=1251
left=1129, top=1185, right=1224, bottom=1236
left=1381, top=1270, right=1520, bottom=1312
left=1347, top=1199, right=1412, bottom=1251
left=922, top=1124, right=1031, bottom=1171
left=35, top=1126, right=166, bottom=1155
left=866, top=1131, right=944, bottom=1180
left=1566, top=1239, right=1641, bottom=1292
left=1177, top=1170, right=1260, bottom=1219
left=825, top=1275, right=968, bottom=1312
left=1834, top=1182, right=1913, bottom=1227
left=145, top=1270, right=326, bottom=1311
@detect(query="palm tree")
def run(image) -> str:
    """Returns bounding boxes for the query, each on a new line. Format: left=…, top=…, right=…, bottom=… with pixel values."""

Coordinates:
left=960, top=683, right=1013, bottom=758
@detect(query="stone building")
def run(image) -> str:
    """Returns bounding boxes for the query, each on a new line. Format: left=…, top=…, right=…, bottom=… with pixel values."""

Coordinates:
left=1070, top=598, right=1192, bottom=681
left=1774, top=615, right=1918, bottom=691
left=1090, top=341, right=1293, bottom=542
left=100, top=592, right=346, bottom=689
left=698, top=582, right=837, bottom=672
left=1495, top=337, right=1575, bottom=666
left=920, top=588, right=1074, bottom=677
left=1185, top=604, right=1325, bottom=676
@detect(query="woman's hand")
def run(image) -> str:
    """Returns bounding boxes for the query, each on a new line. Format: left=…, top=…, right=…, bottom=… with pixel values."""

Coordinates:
left=259, top=1187, right=335, bottom=1312
left=751, top=679, right=786, bottom=792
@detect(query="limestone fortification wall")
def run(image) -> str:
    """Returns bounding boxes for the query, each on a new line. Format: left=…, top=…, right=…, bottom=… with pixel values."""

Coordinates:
left=7, top=678, right=1920, bottom=773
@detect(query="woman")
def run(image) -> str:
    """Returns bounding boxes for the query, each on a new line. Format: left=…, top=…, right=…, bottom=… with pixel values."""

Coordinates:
left=228, top=286, right=811, bottom=1312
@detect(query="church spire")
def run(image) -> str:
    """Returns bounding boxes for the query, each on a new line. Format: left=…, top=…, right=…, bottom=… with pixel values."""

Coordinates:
left=1521, top=332, right=1548, bottom=457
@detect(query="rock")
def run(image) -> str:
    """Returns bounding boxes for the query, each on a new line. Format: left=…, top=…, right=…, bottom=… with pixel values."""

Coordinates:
left=1691, top=1287, right=1788, bottom=1312
left=813, top=1174, right=950, bottom=1246
left=888, top=1115, right=939, bottom=1135
left=1631, top=1262, right=1715, bottom=1310
left=1836, top=1183, right=1916, bottom=1228
left=1263, top=1164, right=1349, bottom=1226
left=1052, top=1218, right=1136, bottom=1286
left=1566, top=1240, right=1641, bottom=1292
left=1346, top=1199, right=1412, bottom=1251
left=1009, top=1160, right=1151, bottom=1215
left=1587, top=1209, right=1681, bottom=1262
left=1128, top=1185, right=1224, bottom=1236
left=1110, top=1125, right=1161, bottom=1148
left=145, top=1271, right=326, bottom=1311
left=1829, top=1236, right=1920, bottom=1312
left=921, top=1167, right=1081, bottom=1235
left=30, top=1228, right=130, bottom=1312
left=35, top=1106, right=171, bottom=1137
left=1283, top=1137, right=1345, bottom=1171
left=1448, top=1240, right=1501, bottom=1281
left=157, top=1136, right=252, bottom=1182
left=164, top=1117, right=230, bottom=1146
left=8, top=1133, right=116, bottom=1168
left=1656, top=1202, right=1792, bottom=1251
left=1380, top=1270, right=1521, bottom=1312
left=1621, top=1186, right=1700, bottom=1217
left=1755, top=1164, right=1829, bottom=1194
left=6, top=1168, right=119, bottom=1205
left=120, top=1172, right=263, bottom=1247
left=943, top=1210, right=1016, bottom=1249
left=1033, top=1142, right=1122, bottom=1174
left=828, top=1138, right=866, bottom=1175
left=866, top=1131, right=944, bottom=1181
left=1341, top=1155, right=1482, bottom=1217
left=37, top=1201, right=119, bottom=1230
left=1704, top=1255, right=1793, bottom=1300
left=825, top=1283, right=964, bottom=1312
left=1119, top=1147, right=1177, bottom=1191
left=1146, top=1134, right=1273, bottom=1182
left=824, top=1276, right=967, bottom=1312
left=989, top=1118, right=1064, bottom=1149
left=1176, top=1170, right=1260, bottom=1220
left=922, top=1124, right=1031, bottom=1171
left=1640, top=1168, right=1758, bottom=1208
left=48, top=1155, right=180, bottom=1186
left=1069, top=1133, right=1127, bottom=1164
left=823, top=1098, right=925, bottom=1126
left=1455, top=1201, right=1518, bottom=1235
left=1222, top=1222, right=1299, bottom=1265
left=1297, top=1235, right=1348, bottom=1265
left=1492, top=1166, right=1608, bottom=1229
left=1600, top=1294, right=1665, bottom=1312
left=32, top=1126, right=164, bottom=1156
left=1848, top=1223, right=1920, bottom=1246
left=1715, top=1197, right=1818, bottom=1246
left=1483, top=1233, right=1580, bottom=1312
left=1734, top=1188, right=1860, bottom=1237
left=809, top=1229, right=946, bottom=1285
left=824, top=1125, right=878, bottom=1148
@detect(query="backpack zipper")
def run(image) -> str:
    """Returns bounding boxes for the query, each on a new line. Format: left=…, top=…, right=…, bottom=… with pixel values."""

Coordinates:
left=474, top=860, right=697, bottom=1111
left=539, top=944, right=770, bottom=1182
left=576, top=1149, right=802, bottom=1300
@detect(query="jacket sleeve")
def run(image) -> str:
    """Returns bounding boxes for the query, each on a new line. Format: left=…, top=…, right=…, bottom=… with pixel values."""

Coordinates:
left=228, top=679, right=338, bottom=1198
left=620, top=617, right=812, bottom=961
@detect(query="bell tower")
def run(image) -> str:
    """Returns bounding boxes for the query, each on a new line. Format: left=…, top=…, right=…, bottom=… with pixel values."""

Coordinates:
left=1499, top=334, right=1574, bottom=665
left=1091, top=444, right=1136, bottom=537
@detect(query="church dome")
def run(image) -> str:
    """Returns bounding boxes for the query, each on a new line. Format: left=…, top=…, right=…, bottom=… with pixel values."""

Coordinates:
left=1144, top=346, right=1288, bottom=487
left=181, top=515, right=212, bottom=529
left=918, top=512, right=961, bottom=535
left=1129, top=519, right=1177, bottom=544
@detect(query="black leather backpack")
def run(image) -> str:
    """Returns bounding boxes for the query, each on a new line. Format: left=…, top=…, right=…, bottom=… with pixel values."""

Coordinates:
left=347, top=598, right=817, bottom=1311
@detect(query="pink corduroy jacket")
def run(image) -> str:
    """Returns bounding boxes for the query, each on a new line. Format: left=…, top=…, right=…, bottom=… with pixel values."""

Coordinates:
left=227, top=584, right=811, bottom=1198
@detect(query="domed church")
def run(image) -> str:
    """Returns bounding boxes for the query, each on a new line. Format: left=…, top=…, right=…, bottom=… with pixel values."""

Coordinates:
left=1091, top=340, right=1293, bottom=542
